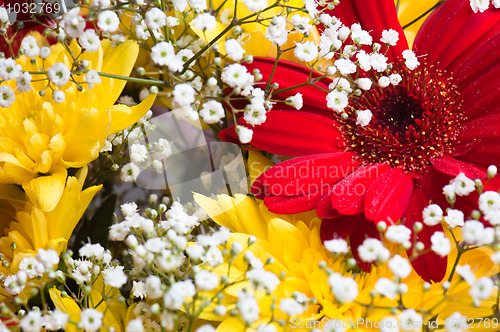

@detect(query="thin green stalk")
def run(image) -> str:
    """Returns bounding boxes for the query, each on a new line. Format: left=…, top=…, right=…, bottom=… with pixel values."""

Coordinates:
left=402, top=0, right=444, bottom=29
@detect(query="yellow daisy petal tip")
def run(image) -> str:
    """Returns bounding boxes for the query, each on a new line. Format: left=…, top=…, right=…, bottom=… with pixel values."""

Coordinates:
left=109, top=93, right=157, bottom=135
left=22, top=166, right=68, bottom=212
left=248, top=151, right=274, bottom=184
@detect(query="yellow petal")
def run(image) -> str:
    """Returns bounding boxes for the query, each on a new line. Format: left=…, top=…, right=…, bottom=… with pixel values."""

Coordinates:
left=0, top=184, right=25, bottom=202
left=47, top=176, right=101, bottom=241
left=99, top=40, right=139, bottom=107
left=22, top=166, right=67, bottom=212
left=248, top=151, right=274, bottom=185
left=62, top=108, right=110, bottom=167
left=396, top=0, right=436, bottom=47
left=49, top=288, right=81, bottom=332
left=108, top=93, right=156, bottom=135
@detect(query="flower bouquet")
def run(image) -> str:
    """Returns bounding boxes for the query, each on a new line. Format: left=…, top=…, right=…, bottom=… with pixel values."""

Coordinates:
left=0, top=0, right=499, bottom=331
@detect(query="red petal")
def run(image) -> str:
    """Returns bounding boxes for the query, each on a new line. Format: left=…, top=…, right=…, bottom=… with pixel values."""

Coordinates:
left=331, top=163, right=392, bottom=215
left=241, top=110, right=345, bottom=156
left=261, top=152, right=360, bottom=196
left=320, top=214, right=363, bottom=241
left=329, top=0, right=408, bottom=62
left=415, top=0, right=500, bottom=77
left=317, top=190, right=341, bottom=218
left=402, top=186, right=447, bottom=282
left=350, top=218, right=380, bottom=273
left=245, top=58, right=331, bottom=111
left=456, top=138, right=500, bottom=168
left=459, top=114, right=500, bottom=141
left=364, top=168, right=413, bottom=224
left=431, top=156, right=487, bottom=179
left=263, top=185, right=331, bottom=214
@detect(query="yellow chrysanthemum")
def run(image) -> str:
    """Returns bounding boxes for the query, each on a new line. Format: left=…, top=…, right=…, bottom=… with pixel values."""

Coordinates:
left=49, top=276, right=128, bottom=332
left=0, top=39, right=155, bottom=212
left=194, top=152, right=499, bottom=331
left=0, top=167, right=101, bottom=288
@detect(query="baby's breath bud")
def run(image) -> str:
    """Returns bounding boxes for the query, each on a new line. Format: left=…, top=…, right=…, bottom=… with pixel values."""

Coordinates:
left=30, top=288, right=39, bottom=296
left=372, top=43, right=381, bottom=52
left=279, top=271, right=286, bottom=279
left=14, top=297, right=24, bottom=306
left=0, top=28, right=6, bottom=35
left=390, top=307, right=398, bottom=315
left=30, top=58, right=36, bottom=65
left=158, top=203, right=167, bottom=214
left=376, top=221, right=387, bottom=232
left=137, top=67, right=146, bottom=76
left=111, top=164, right=120, bottom=171
left=248, top=235, right=257, bottom=245
left=233, top=26, right=242, bottom=34
left=82, top=285, right=92, bottom=295
left=413, top=222, right=423, bottom=233
left=277, top=320, right=286, bottom=327
left=57, top=31, right=66, bottom=42
left=243, top=55, right=253, bottom=63
left=415, top=241, right=425, bottom=251
left=472, top=299, right=481, bottom=307
left=327, top=3, right=335, bottom=9
left=333, top=0, right=340, bottom=4
left=442, top=281, right=450, bottom=290
left=81, top=60, right=89, bottom=68
left=354, top=89, right=362, bottom=96
left=214, top=57, right=222, bottom=66
left=2, top=260, right=8, bottom=267
left=39, top=90, right=46, bottom=97
left=149, top=86, right=159, bottom=94
left=313, top=19, right=320, bottom=26
left=229, top=308, right=238, bottom=316
left=271, top=82, right=279, bottom=90
left=471, top=210, right=481, bottom=220
left=487, top=165, right=497, bottom=178
left=403, top=241, right=412, bottom=250
left=341, top=112, right=348, bottom=120
left=60, top=291, right=68, bottom=298
left=10, top=242, right=16, bottom=251
left=270, top=303, right=277, bottom=310
left=318, top=261, right=327, bottom=270
left=369, top=290, right=376, bottom=298
left=423, top=282, right=431, bottom=291
left=149, top=209, right=158, bottom=219
left=347, top=258, right=357, bottom=269
left=151, top=303, right=161, bottom=314
left=475, top=179, right=483, bottom=191
left=48, top=271, right=55, bottom=279
left=220, top=275, right=229, bottom=285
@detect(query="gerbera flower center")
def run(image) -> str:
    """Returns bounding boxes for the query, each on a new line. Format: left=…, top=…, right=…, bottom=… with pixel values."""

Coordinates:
left=341, top=62, right=463, bottom=172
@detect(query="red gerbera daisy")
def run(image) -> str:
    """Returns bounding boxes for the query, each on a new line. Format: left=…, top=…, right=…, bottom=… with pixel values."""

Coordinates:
left=221, top=0, right=500, bottom=282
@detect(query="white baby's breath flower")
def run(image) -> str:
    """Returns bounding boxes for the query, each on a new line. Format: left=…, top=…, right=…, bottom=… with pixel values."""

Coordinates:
left=324, top=238, right=349, bottom=254
left=79, top=30, right=100, bottom=52
left=399, top=309, right=423, bottom=332
left=328, top=273, right=358, bottom=303
left=47, top=63, right=70, bottom=87
left=21, top=36, right=40, bottom=57
left=470, top=277, right=494, bottom=301
left=225, top=39, right=246, bottom=61
left=356, top=109, right=372, bottom=127
left=200, top=100, right=225, bottom=124
left=334, top=58, right=357, bottom=75
left=381, top=29, right=399, bottom=46
left=294, top=41, right=318, bottom=62
left=80, top=309, right=103, bottom=332
left=326, top=90, right=349, bottom=113
left=444, top=209, right=464, bottom=228
left=193, top=13, right=216, bottom=31
left=430, top=232, right=451, bottom=257
left=243, top=0, right=267, bottom=11
left=265, top=16, right=288, bottom=46
left=0, top=85, right=15, bottom=108
left=470, top=0, right=490, bottom=12
left=357, top=77, right=372, bottom=90
left=358, top=238, right=390, bottom=263
left=388, top=255, right=412, bottom=279
left=145, top=7, right=167, bottom=30
left=422, top=204, right=443, bottom=226
left=375, top=278, right=398, bottom=299
left=236, top=125, right=253, bottom=144
left=98, top=10, right=120, bottom=33
left=20, top=311, right=42, bottom=332
left=195, top=270, right=219, bottom=291
left=385, top=225, right=411, bottom=244
left=279, top=298, right=306, bottom=316
left=402, top=49, right=420, bottom=70
left=103, top=266, right=127, bottom=288
left=378, top=76, right=390, bottom=88
left=445, top=312, right=467, bottom=332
